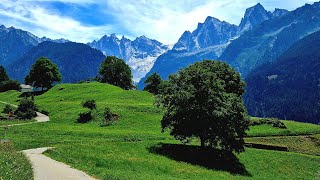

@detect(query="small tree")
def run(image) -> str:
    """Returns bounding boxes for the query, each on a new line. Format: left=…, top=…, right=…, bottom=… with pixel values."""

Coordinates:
left=143, top=73, right=162, bottom=94
left=82, top=99, right=97, bottom=110
left=25, top=57, right=62, bottom=91
left=0, top=65, right=9, bottom=82
left=98, top=56, right=133, bottom=90
left=15, top=98, right=38, bottom=120
left=157, top=60, right=249, bottom=153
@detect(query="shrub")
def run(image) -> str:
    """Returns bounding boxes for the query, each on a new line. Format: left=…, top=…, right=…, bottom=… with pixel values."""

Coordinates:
left=0, top=80, right=21, bottom=92
left=15, top=99, right=37, bottom=120
left=82, top=99, right=97, bottom=110
left=2, top=104, right=16, bottom=114
left=77, top=111, right=93, bottom=123
left=100, top=107, right=119, bottom=127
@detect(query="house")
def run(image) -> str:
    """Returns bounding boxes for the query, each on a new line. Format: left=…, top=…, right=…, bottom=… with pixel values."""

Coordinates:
left=20, top=84, right=47, bottom=93
left=20, top=84, right=33, bottom=93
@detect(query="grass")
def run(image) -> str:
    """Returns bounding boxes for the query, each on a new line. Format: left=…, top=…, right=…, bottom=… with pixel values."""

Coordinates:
left=46, top=141, right=320, bottom=180
left=0, top=82, right=319, bottom=179
left=247, top=117, right=320, bottom=137
left=0, top=119, right=36, bottom=126
left=0, top=143, right=33, bottom=180
left=245, top=135, right=320, bottom=156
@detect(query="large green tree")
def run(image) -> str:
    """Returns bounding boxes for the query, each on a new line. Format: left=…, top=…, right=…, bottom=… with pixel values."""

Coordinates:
left=25, top=57, right=61, bottom=90
left=99, top=56, right=133, bottom=90
left=143, top=73, right=162, bottom=94
left=0, top=65, right=9, bottom=82
left=157, top=60, right=249, bottom=153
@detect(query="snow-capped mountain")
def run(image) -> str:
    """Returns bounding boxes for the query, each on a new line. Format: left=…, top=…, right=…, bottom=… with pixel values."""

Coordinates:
left=138, top=3, right=282, bottom=89
left=88, top=35, right=170, bottom=82
left=239, top=3, right=273, bottom=33
left=173, top=17, right=238, bottom=52
left=0, top=25, right=71, bottom=66
left=0, top=25, right=41, bottom=66
left=239, top=3, right=289, bottom=33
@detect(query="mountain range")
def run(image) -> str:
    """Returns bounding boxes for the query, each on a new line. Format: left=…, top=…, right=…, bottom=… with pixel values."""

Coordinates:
left=137, top=3, right=289, bottom=88
left=220, top=2, right=320, bottom=77
left=244, top=30, right=320, bottom=124
left=0, top=25, right=71, bottom=67
left=88, top=35, right=169, bottom=82
left=0, top=25, right=168, bottom=83
left=7, top=41, right=106, bottom=83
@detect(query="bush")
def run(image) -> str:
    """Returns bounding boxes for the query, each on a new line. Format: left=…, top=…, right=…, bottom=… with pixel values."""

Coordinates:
left=82, top=99, right=97, bottom=110
left=15, top=99, right=38, bottom=120
left=100, top=107, right=119, bottom=127
left=77, top=111, right=93, bottom=123
left=0, top=80, right=21, bottom=92
left=2, top=104, right=16, bottom=114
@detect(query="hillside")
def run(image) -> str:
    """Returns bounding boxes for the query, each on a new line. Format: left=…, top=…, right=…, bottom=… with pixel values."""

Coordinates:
left=0, top=82, right=320, bottom=179
left=244, top=30, right=320, bottom=124
left=220, top=2, right=320, bottom=77
left=7, top=41, right=106, bottom=83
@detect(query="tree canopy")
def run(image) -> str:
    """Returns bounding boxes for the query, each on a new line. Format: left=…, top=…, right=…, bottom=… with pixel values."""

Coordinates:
left=25, top=57, right=61, bottom=90
left=98, top=56, right=133, bottom=90
left=143, top=73, right=162, bottom=94
left=0, top=65, right=9, bottom=82
left=157, top=60, right=249, bottom=153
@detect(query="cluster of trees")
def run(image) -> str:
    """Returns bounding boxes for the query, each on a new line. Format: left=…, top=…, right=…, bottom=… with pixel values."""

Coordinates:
left=0, top=56, right=133, bottom=92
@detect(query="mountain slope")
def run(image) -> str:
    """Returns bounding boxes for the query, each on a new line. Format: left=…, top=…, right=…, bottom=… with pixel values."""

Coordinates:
left=220, top=2, right=320, bottom=77
left=138, top=3, right=281, bottom=89
left=88, top=35, right=169, bottom=82
left=7, top=41, right=106, bottom=83
left=244, top=30, right=320, bottom=124
left=0, top=25, right=41, bottom=66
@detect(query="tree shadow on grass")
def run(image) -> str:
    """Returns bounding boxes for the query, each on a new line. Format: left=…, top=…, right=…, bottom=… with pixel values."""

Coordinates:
left=148, top=143, right=251, bottom=176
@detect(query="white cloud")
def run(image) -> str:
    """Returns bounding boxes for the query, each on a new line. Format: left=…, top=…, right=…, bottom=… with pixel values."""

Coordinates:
left=0, top=0, right=111, bottom=43
left=0, top=0, right=318, bottom=44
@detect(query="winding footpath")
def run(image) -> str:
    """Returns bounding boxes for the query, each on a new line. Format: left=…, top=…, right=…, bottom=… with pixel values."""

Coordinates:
left=23, top=148, right=96, bottom=180
left=0, top=101, right=96, bottom=180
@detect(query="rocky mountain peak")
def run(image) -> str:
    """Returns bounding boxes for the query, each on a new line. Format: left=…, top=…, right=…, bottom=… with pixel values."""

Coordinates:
left=272, top=8, right=289, bottom=17
left=239, top=3, right=272, bottom=33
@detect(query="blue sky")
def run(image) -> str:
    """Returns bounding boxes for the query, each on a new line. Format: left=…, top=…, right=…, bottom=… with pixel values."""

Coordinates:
left=0, top=0, right=318, bottom=44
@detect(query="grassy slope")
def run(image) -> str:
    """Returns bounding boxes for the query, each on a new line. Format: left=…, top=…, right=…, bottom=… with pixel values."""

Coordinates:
left=0, top=143, right=33, bottom=180
left=0, top=82, right=319, bottom=179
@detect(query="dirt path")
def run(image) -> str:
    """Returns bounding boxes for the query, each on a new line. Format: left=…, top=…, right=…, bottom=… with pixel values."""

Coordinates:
left=1, top=101, right=95, bottom=179
left=23, top=147, right=96, bottom=180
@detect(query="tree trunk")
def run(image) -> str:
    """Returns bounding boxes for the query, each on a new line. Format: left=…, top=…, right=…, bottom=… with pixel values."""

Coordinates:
left=200, top=136, right=205, bottom=147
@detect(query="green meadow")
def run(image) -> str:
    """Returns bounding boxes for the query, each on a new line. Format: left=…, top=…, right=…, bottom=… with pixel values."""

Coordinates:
left=0, top=82, right=319, bottom=179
